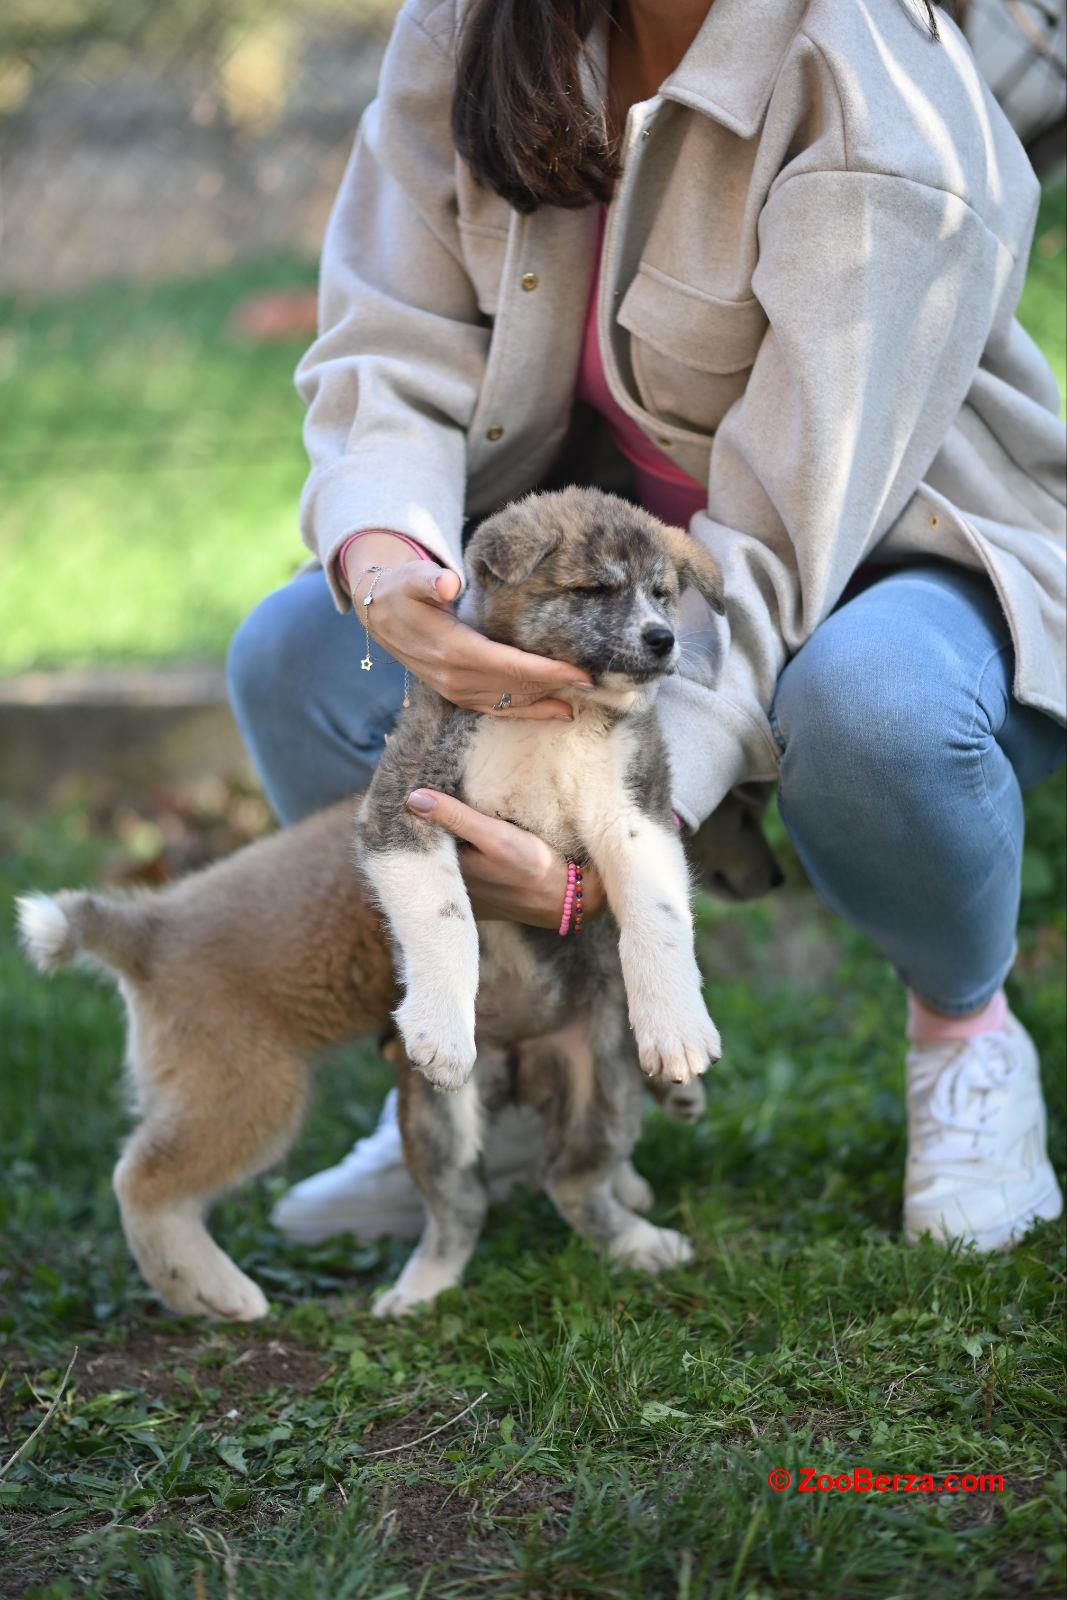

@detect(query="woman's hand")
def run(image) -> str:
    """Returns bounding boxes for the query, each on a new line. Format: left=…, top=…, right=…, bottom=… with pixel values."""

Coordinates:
left=343, top=531, right=591, bottom=719
left=406, top=788, right=605, bottom=929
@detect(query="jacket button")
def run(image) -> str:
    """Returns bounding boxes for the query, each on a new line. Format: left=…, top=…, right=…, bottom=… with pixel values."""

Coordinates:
left=656, top=436, right=673, bottom=448
left=520, top=272, right=539, bottom=291
left=486, top=425, right=505, bottom=441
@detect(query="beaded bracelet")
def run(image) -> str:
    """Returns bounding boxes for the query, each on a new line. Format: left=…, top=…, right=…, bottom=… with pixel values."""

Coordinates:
left=559, top=860, right=584, bottom=936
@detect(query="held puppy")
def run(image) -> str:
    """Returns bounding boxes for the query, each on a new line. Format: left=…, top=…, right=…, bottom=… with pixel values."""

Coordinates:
left=15, top=795, right=778, bottom=1322
left=358, top=487, right=725, bottom=1093
left=355, top=488, right=727, bottom=1312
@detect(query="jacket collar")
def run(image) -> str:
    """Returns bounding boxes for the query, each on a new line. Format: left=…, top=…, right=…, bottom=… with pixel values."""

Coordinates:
left=585, top=0, right=811, bottom=142
left=663, top=0, right=811, bottom=137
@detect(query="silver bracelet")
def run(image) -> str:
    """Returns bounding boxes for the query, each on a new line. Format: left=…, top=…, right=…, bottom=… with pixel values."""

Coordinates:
left=356, top=565, right=411, bottom=709
left=358, top=566, right=387, bottom=672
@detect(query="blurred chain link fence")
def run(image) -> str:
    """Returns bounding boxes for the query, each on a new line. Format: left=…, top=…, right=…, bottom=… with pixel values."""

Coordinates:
left=0, top=1, right=400, bottom=295
left=0, top=0, right=1063, bottom=298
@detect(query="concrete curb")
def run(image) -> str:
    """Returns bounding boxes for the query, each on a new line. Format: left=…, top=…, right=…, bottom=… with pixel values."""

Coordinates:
left=0, top=667, right=254, bottom=802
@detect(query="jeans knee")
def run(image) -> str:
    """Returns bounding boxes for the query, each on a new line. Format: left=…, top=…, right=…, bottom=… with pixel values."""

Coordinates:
left=230, top=579, right=334, bottom=732
left=774, top=624, right=950, bottom=812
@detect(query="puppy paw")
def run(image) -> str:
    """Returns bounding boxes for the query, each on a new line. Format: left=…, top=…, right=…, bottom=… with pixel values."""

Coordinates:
left=372, top=1285, right=425, bottom=1320
left=396, top=995, right=477, bottom=1092
left=635, top=1007, right=721, bottom=1084
left=126, top=1212, right=270, bottom=1322
left=372, top=1253, right=461, bottom=1320
left=164, top=1259, right=269, bottom=1323
left=659, top=1079, right=707, bottom=1124
left=608, top=1221, right=694, bottom=1275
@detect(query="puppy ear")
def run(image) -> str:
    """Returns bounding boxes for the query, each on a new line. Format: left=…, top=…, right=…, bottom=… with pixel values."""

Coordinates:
left=659, top=524, right=726, bottom=616
left=467, top=504, right=559, bottom=586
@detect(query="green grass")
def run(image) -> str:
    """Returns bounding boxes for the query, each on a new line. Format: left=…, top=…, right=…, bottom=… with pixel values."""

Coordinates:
left=0, top=258, right=316, bottom=674
left=0, top=183, right=1064, bottom=675
left=1, top=781, right=1064, bottom=1598
left=1020, top=182, right=1067, bottom=403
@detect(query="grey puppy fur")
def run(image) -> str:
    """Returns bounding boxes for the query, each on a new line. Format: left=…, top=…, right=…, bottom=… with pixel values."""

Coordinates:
left=356, top=487, right=733, bottom=1316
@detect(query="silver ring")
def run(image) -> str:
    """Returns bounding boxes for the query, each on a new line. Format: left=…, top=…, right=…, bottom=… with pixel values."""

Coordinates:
left=492, top=691, right=513, bottom=711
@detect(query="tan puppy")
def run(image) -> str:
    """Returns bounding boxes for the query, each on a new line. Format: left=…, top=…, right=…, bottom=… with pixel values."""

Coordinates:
left=18, top=802, right=394, bottom=1320
left=15, top=789, right=778, bottom=1321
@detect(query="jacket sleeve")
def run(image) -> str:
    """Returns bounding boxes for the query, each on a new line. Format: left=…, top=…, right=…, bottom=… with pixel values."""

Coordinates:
left=295, top=2, right=489, bottom=608
left=659, top=169, right=1013, bottom=829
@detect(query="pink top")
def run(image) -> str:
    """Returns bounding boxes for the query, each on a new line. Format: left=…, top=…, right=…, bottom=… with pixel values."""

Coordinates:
left=575, top=208, right=706, bottom=529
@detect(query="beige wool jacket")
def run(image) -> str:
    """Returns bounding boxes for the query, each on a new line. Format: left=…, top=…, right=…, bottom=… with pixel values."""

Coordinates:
left=296, top=0, right=1067, bottom=830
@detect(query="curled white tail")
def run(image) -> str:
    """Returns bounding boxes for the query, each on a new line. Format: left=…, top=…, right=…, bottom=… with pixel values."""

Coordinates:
left=15, top=889, right=153, bottom=979
left=16, top=893, right=75, bottom=972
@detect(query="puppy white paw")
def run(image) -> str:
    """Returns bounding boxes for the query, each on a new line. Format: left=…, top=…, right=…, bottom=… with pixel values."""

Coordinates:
left=372, top=1285, right=426, bottom=1320
left=612, top=1161, right=655, bottom=1213
left=635, top=1006, right=721, bottom=1084
left=660, top=1079, right=707, bottom=1124
left=162, top=1259, right=269, bottom=1323
left=608, top=1221, right=694, bottom=1275
left=396, top=995, right=477, bottom=1092
left=126, top=1211, right=270, bottom=1322
left=372, top=1252, right=462, bottom=1319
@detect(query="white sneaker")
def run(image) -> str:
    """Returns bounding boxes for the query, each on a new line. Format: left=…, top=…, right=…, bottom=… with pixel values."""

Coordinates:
left=270, top=1089, right=546, bottom=1245
left=904, top=1014, right=1063, bottom=1253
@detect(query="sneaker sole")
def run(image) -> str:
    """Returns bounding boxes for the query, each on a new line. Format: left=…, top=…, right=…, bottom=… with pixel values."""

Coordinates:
left=904, top=1177, right=1064, bottom=1253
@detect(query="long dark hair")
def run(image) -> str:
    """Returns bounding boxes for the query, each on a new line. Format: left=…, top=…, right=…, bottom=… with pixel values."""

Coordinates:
left=452, top=1, right=949, bottom=214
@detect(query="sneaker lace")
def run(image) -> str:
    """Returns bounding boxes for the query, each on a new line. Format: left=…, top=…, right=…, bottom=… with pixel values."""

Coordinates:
left=909, top=1033, right=1019, bottom=1164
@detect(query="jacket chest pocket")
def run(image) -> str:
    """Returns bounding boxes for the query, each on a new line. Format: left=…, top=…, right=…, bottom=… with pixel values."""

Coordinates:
left=617, top=266, right=767, bottom=434
left=455, top=163, right=512, bottom=319
left=457, top=219, right=508, bottom=318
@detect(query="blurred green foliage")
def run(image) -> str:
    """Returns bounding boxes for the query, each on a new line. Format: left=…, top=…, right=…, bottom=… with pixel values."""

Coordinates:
left=1019, top=181, right=1067, bottom=402
left=0, top=257, right=316, bottom=671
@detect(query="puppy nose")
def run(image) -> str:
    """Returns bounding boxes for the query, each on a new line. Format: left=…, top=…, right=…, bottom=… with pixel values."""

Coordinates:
left=642, top=625, right=675, bottom=657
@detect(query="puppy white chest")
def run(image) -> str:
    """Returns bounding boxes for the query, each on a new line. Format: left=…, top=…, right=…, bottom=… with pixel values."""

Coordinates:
left=462, top=711, right=635, bottom=853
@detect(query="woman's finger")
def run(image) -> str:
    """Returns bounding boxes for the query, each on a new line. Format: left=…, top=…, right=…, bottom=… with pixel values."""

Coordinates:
left=489, top=697, right=574, bottom=721
left=422, top=566, right=462, bottom=605
left=443, top=622, right=593, bottom=691
left=396, top=562, right=461, bottom=607
left=405, top=788, right=512, bottom=850
left=398, top=586, right=592, bottom=693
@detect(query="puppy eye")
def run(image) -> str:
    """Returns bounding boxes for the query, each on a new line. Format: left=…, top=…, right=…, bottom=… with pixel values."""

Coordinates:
left=570, top=584, right=611, bottom=597
left=651, top=586, right=672, bottom=603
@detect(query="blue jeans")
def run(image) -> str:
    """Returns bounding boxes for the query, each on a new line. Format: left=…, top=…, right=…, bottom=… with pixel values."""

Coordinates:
left=228, top=562, right=1064, bottom=1014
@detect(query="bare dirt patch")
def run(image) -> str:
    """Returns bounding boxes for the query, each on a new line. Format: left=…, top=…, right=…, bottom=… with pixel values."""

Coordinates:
left=78, top=1328, right=331, bottom=1412
left=1, top=1328, right=330, bottom=1428
left=375, top=1471, right=574, bottom=1579
left=0, top=1512, right=117, bottom=1600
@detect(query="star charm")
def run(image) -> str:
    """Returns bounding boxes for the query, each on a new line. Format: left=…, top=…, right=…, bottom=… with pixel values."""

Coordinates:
left=360, top=655, right=373, bottom=671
